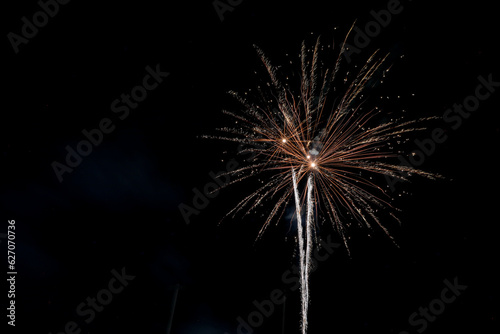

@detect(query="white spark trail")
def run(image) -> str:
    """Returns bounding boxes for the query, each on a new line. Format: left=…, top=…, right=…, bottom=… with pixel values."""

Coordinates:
left=292, top=168, right=315, bottom=334
left=303, top=173, right=314, bottom=334
left=291, top=168, right=308, bottom=334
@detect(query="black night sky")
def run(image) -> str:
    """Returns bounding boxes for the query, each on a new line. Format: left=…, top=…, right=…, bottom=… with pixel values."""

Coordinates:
left=2, top=1, right=499, bottom=333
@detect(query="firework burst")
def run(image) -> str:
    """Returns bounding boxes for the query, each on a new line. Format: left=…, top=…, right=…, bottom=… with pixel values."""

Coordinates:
left=206, top=28, right=441, bottom=334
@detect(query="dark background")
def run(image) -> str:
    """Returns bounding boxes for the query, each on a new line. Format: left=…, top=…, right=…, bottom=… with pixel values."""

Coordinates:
left=1, top=0, right=499, bottom=333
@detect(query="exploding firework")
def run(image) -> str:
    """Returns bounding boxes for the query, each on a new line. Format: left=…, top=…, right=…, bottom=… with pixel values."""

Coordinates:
left=206, top=27, right=441, bottom=334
